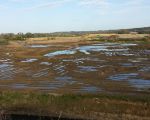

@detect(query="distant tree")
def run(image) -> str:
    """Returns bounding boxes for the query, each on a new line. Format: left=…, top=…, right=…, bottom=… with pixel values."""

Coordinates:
left=118, top=30, right=129, bottom=34
left=25, top=32, right=34, bottom=38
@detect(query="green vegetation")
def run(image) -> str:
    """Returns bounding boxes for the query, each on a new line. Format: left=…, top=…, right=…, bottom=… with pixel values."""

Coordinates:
left=0, top=33, right=26, bottom=45
left=89, top=35, right=150, bottom=43
left=0, top=91, right=150, bottom=119
left=0, top=39, right=9, bottom=45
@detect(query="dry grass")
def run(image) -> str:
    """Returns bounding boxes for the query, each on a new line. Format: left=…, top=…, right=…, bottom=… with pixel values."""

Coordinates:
left=0, top=91, right=150, bottom=119
left=85, top=34, right=149, bottom=38
left=26, top=37, right=82, bottom=44
left=3, top=34, right=149, bottom=47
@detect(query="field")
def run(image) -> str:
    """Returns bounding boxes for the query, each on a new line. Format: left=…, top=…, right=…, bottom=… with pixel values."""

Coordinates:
left=0, top=34, right=150, bottom=120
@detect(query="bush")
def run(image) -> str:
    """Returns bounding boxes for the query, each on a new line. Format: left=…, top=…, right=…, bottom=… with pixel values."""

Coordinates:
left=0, top=39, right=9, bottom=45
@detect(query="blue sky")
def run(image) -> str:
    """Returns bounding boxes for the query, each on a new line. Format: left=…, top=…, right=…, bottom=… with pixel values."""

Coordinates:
left=0, top=0, right=150, bottom=33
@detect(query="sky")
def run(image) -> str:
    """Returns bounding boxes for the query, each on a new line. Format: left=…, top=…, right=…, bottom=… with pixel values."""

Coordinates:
left=0, top=0, right=150, bottom=33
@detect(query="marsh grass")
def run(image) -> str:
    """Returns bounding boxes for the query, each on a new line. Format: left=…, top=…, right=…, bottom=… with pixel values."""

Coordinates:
left=89, top=36, right=150, bottom=44
left=0, top=91, right=150, bottom=119
left=0, top=39, right=9, bottom=45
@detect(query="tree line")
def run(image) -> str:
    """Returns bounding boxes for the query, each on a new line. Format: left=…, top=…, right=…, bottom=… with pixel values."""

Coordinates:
left=0, top=32, right=82, bottom=41
left=0, top=27, right=150, bottom=41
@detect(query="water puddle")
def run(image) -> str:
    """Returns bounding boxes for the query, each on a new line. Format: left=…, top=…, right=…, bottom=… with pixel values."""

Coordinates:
left=0, top=59, right=11, bottom=62
left=29, top=45, right=49, bottom=48
left=139, top=66, right=150, bottom=72
left=0, top=63, right=15, bottom=80
left=76, top=45, right=108, bottom=54
left=21, top=58, right=38, bottom=63
left=12, top=83, right=28, bottom=89
left=31, top=82, right=63, bottom=90
left=53, top=63, right=67, bottom=76
left=32, top=68, right=49, bottom=78
left=55, top=76, right=76, bottom=85
left=108, top=73, right=150, bottom=90
left=40, top=62, right=52, bottom=66
left=108, top=73, right=138, bottom=81
left=44, top=50, right=76, bottom=57
left=128, top=79, right=150, bottom=89
left=129, top=58, right=149, bottom=63
left=78, top=66, right=98, bottom=72
left=121, top=43, right=137, bottom=46
left=80, top=86, right=100, bottom=93
left=44, top=43, right=137, bottom=58
left=120, top=63, right=134, bottom=67
left=63, top=57, right=101, bottom=64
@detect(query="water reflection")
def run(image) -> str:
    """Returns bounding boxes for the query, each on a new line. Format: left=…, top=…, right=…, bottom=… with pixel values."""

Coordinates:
left=21, top=58, right=38, bottom=63
left=44, top=43, right=136, bottom=57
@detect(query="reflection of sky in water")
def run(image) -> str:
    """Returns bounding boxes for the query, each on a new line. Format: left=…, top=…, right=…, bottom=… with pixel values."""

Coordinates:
left=129, top=58, right=149, bottom=63
left=32, top=68, right=49, bottom=78
left=63, top=57, right=101, bottom=65
left=128, top=79, right=150, bottom=89
left=78, top=66, right=98, bottom=72
left=109, top=73, right=138, bottom=81
left=0, top=63, right=15, bottom=80
left=44, top=43, right=137, bottom=57
left=53, top=63, right=66, bottom=75
left=139, top=66, right=150, bottom=72
left=80, top=86, right=100, bottom=93
left=21, top=58, right=38, bottom=63
left=44, top=50, right=76, bottom=57
left=121, top=43, right=137, bottom=46
left=55, top=76, right=76, bottom=85
left=30, top=82, right=63, bottom=90
left=109, top=73, right=150, bottom=90
left=29, top=45, right=49, bottom=48
left=40, top=62, right=52, bottom=66
left=12, top=83, right=28, bottom=89
left=120, top=63, right=133, bottom=67
left=0, top=58, right=21, bottom=80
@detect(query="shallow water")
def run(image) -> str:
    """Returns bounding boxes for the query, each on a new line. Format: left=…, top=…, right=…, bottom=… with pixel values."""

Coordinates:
left=44, top=43, right=132, bottom=57
left=0, top=42, right=150, bottom=93
left=21, top=58, right=38, bottom=63
left=29, top=45, right=50, bottom=48
left=44, top=50, right=76, bottom=57
left=80, top=86, right=100, bottom=93
left=78, top=66, right=98, bottom=72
